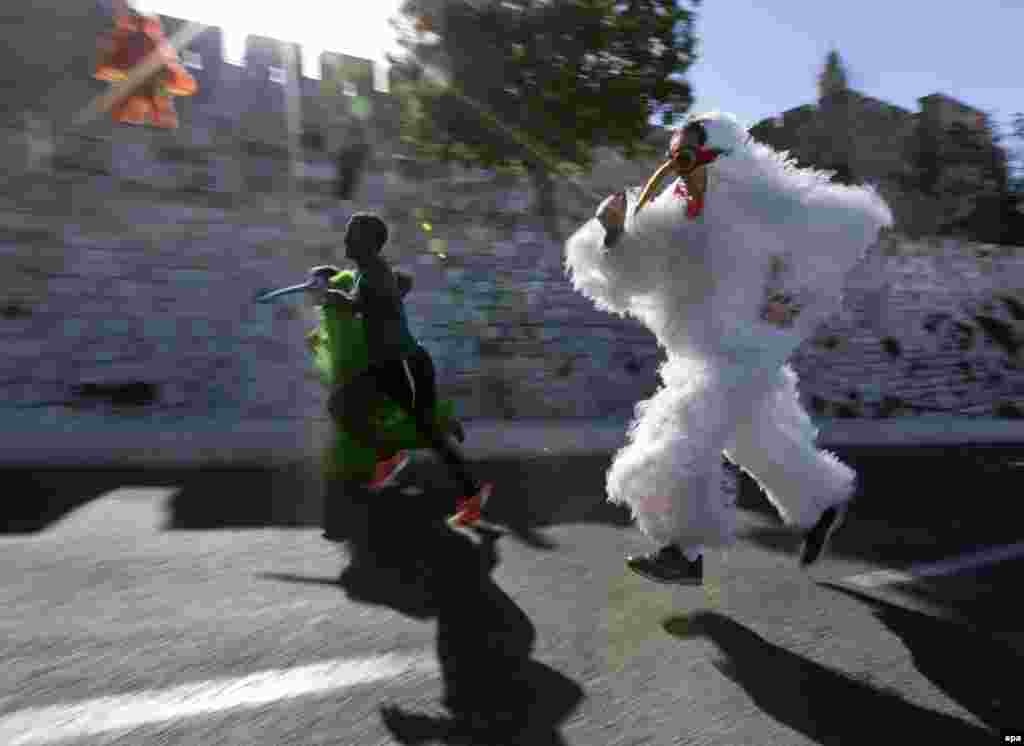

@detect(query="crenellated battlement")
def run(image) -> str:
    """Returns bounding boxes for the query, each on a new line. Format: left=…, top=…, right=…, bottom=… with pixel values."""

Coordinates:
left=0, top=3, right=400, bottom=196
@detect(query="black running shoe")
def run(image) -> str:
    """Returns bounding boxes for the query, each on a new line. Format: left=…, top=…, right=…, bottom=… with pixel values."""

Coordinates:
left=626, top=545, right=703, bottom=585
left=799, top=501, right=850, bottom=567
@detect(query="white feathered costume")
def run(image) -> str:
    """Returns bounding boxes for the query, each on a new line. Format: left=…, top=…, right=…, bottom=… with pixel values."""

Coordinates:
left=564, top=112, right=893, bottom=551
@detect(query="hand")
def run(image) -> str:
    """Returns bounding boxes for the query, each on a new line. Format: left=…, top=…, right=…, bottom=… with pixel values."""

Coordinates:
left=596, top=192, right=626, bottom=247
left=321, top=288, right=357, bottom=310
left=596, top=192, right=626, bottom=228
left=307, top=265, right=339, bottom=306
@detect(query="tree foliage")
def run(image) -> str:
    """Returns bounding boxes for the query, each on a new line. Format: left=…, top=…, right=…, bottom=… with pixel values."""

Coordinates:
left=817, top=50, right=849, bottom=100
left=387, top=0, right=699, bottom=231
left=942, top=112, right=1024, bottom=245
left=1009, top=112, right=1024, bottom=194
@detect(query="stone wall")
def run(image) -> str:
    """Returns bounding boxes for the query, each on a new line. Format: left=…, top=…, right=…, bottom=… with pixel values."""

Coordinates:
left=0, top=2, right=400, bottom=227
left=0, top=168, right=663, bottom=427
left=792, top=235, right=1024, bottom=419
left=3, top=167, right=1024, bottom=432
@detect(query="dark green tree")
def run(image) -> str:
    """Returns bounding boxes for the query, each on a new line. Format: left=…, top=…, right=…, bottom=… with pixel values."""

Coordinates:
left=937, top=112, right=1024, bottom=245
left=387, top=0, right=699, bottom=236
left=1002, top=112, right=1024, bottom=244
left=1010, top=112, right=1024, bottom=194
left=817, top=50, right=849, bottom=100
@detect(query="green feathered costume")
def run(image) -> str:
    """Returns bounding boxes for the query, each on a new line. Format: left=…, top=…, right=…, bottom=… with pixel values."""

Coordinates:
left=307, top=269, right=456, bottom=483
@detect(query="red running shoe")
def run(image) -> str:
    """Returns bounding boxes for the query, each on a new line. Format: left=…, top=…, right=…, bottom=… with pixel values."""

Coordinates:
left=366, top=451, right=411, bottom=492
left=447, top=483, right=493, bottom=528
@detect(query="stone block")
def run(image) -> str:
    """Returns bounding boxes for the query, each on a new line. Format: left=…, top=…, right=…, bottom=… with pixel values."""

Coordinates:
left=0, top=318, right=35, bottom=338
left=143, top=318, right=180, bottom=340
left=97, top=318, right=137, bottom=336
left=48, top=277, right=100, bottom=297
left=189, top=319, right=216, bottom=338
left=103, top=280, right=152, bottom=299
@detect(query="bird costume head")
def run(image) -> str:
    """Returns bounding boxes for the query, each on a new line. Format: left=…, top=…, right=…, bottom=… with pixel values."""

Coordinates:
left=566, top=111, right=893, bottom=352
left=635, top=113, right=740, bottom=217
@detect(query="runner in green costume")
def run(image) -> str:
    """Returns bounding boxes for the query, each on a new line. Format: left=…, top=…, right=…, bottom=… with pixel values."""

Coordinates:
left=258, top=214, right=490, bottom=529
left=303, top=267, right=459, bottom=484
left=256, top=266, right=461, bottom=488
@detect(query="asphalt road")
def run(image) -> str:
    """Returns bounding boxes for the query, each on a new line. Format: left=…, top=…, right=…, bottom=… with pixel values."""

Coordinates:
left=1, top=446, right=1023, bottom=745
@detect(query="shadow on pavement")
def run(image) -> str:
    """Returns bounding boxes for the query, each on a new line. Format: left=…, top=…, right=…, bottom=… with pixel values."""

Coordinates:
left=821, top=583, right=1024, bottom=735
left=737, top=445, right=1024, bottom=567
left=1, top=448, right=630, bottom=545
left=663, top=611, right=994, bottom=745
left=263, top=482, right=585, bottom=745
left=152, top=449, right=631, bottom=544
left=319, top=451, right=630, bottom=552
left=472, top=453, right=632, bottom=538
left=1, top=466, right=316, bottom=534
left=166, top=465, right=316, bottom=529
left=1, top=470, right=129, bottom=533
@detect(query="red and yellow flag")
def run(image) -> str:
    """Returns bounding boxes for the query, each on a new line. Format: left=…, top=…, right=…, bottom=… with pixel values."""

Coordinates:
left=94, top=4, right=197, bottom=128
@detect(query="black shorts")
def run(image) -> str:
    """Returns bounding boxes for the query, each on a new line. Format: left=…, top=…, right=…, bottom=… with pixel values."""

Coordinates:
left=354, top=345, right=437, bottom=420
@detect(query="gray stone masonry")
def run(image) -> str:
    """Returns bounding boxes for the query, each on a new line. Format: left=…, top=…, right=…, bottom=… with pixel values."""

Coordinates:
left=3, top=168, right=1024, bottom=473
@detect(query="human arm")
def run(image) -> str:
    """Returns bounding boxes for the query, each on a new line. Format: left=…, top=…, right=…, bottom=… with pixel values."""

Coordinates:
left=395, top=271, right=413, bottom=297
left=596, top=192, right=627, bottom=248
left=321, top=287, right=361, bottom=312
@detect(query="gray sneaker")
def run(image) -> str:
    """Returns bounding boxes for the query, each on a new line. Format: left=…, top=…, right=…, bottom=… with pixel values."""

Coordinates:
left=626, top=545, right=703, bottom=585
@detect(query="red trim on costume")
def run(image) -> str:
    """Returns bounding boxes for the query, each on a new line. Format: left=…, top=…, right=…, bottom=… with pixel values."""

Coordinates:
left=672, top=178, right=706, bottom=219
left=687, top=194, right=704, bottom=220
left=693, top=146, right=718, bottom=167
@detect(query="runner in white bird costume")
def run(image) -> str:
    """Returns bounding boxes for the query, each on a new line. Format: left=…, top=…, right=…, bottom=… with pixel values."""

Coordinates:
left=564, top=112, right=893, bottom=584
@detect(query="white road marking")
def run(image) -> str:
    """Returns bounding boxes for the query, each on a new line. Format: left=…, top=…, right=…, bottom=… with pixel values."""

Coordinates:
left=0, top=653, right=435, bottom=746
left=845, top=541, right=1024, bottom=589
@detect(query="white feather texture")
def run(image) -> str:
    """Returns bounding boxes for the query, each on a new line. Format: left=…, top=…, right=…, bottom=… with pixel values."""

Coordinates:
left=564, top=112, right=892, bottom=549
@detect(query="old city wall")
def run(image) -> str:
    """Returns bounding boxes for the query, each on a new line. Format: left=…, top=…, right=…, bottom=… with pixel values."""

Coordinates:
left=3, top=4, right=1024, bottom=486
left=4, top=163, right=1024, bottom=428
left=1, top=2, right=397, bottom=200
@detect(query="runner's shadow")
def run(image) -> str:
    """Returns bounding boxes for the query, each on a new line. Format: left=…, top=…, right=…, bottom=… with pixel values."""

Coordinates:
left=346, top=522, right=584, bottom=745
left=266, top=481, right=585, bottom=745
left=662, top=611, right=993, bottom=744
left=735, top=446, right=1024, bottom=569
left=822, top=583, right=1024, bottom=735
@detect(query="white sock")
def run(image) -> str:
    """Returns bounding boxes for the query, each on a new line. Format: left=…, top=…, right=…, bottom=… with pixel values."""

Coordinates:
left=683, top=545, right=703, bottom=562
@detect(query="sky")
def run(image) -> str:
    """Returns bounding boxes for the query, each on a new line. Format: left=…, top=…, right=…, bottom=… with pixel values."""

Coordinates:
left=145, top=0, right=1023, bottom=136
